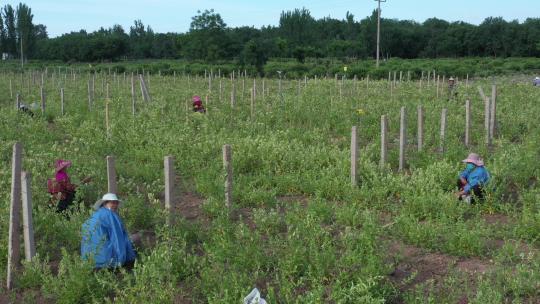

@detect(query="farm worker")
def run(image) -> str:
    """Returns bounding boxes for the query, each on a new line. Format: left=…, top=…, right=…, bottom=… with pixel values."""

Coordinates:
left=47, top=160, right=77, bottom=213
left=48, top=159, right=91, bottom=213
left=534, top=76, right=540, bottom=86
left=455, top=153, right=491, bottom=204
left=447, top=77, right=458, bottom=101
left=192, top=95, right=206, bottom=113
left=81, top=193, right=136, bottom=269
left=18, top=103, right=34, bottom=117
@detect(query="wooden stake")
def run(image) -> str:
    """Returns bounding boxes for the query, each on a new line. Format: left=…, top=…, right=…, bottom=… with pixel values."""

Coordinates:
left=440, top=108, right=447, bottom=153
left=21, top=171, right=35, bottom=262
left=380, top=115, right=388, bottom=168
left=490, top=85, right=497, bottom=139
left=7, top=142, right=22, bottom=290
left=105, top=99, right=110, bottom=138
left=106, top=156, right=117, bottom=194
left=60, top=88, right=65, bottom=115
left=164, top=156, right=175, bottom=211
left=485, top=98, right=491, bottom=146
left=417, top=106, right=424, bottom=152
left=131, top=73, right=136, bottom=116
left=351, top=126, right=358, bottom=186
left=223, top=145, right=233, bottom=209
left=40, top=87, right=46, bottom=114
left=399, top=107, right=407, bottom=171
left=465, top=99, right=471, bottom=147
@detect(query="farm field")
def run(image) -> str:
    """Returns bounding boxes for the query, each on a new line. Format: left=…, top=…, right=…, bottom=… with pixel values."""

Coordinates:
left=0, top=68, right=539, bottom=303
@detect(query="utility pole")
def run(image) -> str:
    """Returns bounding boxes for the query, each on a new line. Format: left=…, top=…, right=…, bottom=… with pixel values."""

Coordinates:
left=375, top=0, right=386, bottom=68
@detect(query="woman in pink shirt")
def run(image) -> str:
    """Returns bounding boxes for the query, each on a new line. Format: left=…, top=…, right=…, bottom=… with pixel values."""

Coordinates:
left=48, top=159, right=89, bottom=213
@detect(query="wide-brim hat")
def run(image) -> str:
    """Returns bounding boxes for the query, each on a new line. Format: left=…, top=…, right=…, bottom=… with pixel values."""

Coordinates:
left=462, top=153, right=484, bottom=166
left=449, top=77, right=455, bottom=81
left=93, top=193, right=122, bottom=210
left=55, top=159, right=72, bottom=172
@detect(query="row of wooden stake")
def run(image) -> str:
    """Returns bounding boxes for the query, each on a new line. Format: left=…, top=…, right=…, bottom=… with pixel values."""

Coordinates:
left=6, top=143, right=234, bottom=290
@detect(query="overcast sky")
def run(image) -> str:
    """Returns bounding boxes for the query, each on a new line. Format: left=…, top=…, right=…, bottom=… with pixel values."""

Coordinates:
left=2, top=0, right=538, bottom=37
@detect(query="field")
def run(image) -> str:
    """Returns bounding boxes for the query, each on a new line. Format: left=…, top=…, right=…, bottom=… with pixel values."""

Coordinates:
left=0, top=67, right=539, bottom=303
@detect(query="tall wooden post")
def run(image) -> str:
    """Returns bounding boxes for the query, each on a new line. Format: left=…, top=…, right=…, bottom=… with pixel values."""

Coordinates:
left=465, top=100, right=471, bottom=147
left=7, top=142, right=22, bottom=290
left=105, top=99, right=110, bottom=138
left=131, top=73, right=136, bottom=116
left=16, top=93, right=21, bottom=110
left=399, top=107, right=407, bottom=171
left=60, top=88, right=65, bottom=116
left=164, top=156, right=175, bottom=211
left=484, top=98, right=491, bottom=146
left=440, top=108, right=448, bottom=153
left=490, top=85, right=497, bottom=140
left=351, top=126, right=358, bottom=186
left=106, top=156, right=117, bottom=194
left=40, top=87, right=46, bottom=114
left=417, top=106, right=424, bottom=152
left=380, top=115, right=388, bottom=168
left=21, top=171, right=35, bottom=261
left=223, top=145, right=233, bottom=209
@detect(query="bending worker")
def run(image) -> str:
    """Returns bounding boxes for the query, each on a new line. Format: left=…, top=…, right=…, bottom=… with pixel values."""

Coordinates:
left=81, top=193, right=136, bottom=269
left=456, top=153, right=491, bottom=204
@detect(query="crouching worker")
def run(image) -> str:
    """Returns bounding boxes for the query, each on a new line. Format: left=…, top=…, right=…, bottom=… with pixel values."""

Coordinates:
left=81, top=193, right=136, bottom=270
left=456, top=153, right=491, bottom=204
left=192, top=95, right=206, bottom=113
left=18, top=102, right=35, bottom=117
left=48, top=160, right=77, bottom=213
left=48, top=159, right=90, bottom=213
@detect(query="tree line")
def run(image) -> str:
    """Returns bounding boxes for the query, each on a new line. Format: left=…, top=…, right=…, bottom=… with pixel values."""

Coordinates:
left=1, top=5, right=540, bottom=71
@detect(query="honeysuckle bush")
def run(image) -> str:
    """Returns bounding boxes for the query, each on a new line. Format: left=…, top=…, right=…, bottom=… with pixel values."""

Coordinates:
left=0, top=70, right=538, bottom=302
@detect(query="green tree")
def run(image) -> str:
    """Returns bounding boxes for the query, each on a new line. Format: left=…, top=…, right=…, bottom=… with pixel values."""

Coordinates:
left=130, top=20, right=154, bottom=58
left=16, top=3, right=35, bottom=60
left=2, top=5, right=17, bottom=57
left=183, top=9, right=230, bottom=61
left=241, top=38, right=269, bottom=76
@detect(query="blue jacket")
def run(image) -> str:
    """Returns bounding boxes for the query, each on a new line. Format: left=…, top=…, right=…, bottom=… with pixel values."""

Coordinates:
left=459, top=166, right=491, bottom=194
left=81, top=207, right=136, bottom=268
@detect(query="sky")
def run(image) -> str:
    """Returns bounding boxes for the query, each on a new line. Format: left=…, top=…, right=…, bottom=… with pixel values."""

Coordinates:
left=2, top=0, right=539, bottom=37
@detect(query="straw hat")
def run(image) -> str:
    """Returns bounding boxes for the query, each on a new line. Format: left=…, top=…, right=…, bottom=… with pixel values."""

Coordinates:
left=462, top=153, right=484, bottom=166
left=93, top=193, right=122, bottom=210
left=55, top=159, right=72, bottom=172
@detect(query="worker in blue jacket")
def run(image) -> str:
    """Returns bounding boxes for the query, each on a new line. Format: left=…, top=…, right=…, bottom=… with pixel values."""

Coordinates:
left=81, top=193, right=136, bottom=269
left=456, top=153, right=491, bottom=204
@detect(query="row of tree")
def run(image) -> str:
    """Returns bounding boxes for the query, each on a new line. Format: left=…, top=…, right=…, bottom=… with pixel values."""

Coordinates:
left=0, top=3, right=46, bottom=60
left=2, top=5, right=540, bottom=71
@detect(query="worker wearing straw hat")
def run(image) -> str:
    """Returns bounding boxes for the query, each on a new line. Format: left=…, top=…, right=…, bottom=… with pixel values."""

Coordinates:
left=81, top=193, right=136, bottom=269
left=447, top=77, right=458, bottom=101
left=192, top=95, right=206, bottom=113
left=534, top=76, right=540, bottom=86
left=47, top=159, right=91, bottom=213
left=456, top=153, right=491, bottom=204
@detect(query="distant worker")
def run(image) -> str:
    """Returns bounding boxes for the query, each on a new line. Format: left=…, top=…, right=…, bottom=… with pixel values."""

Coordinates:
left=81, top=193, right=137, bottom=270
left=447, top=77, right=458, bottom=101
left=456, top=153, right=491, bottom=204
left=192, top=95, right=206, bottom=113
left=47, top=159, right=90, bottom=213
left=18, top=102, right=34, bottom=117
left=534, top=76, right=540, bottom=86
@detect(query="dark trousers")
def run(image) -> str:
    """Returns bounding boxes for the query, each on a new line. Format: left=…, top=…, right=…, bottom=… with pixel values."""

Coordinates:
left=456, top=180, right=485, bottom=203
left=56, top=191, right=76, bottom=213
